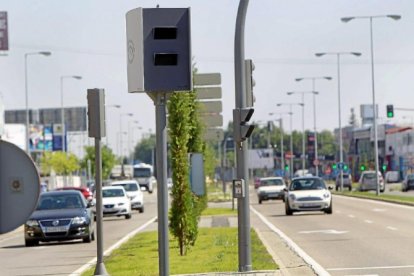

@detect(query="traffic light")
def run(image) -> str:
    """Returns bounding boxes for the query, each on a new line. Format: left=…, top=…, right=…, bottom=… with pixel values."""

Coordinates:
left=245, top=59, right=255, bottom=107
left=343, top=164, right=349, bottom=171
left=284, top=164, right=289, bottom=171
left=332, top=163, right=337, bottom=170
left=386, top=104, right=394, bottom=118
left=126, top=8, right=192, bottom=92
left=233, top=108, right=255, bottom=142
left=382, top=164, right=387, bottom=171
left=360, top=164, right=366, bottom=171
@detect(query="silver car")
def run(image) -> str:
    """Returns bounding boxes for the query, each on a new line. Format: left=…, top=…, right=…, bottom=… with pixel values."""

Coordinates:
left=358, top=171, right=384, bottom=192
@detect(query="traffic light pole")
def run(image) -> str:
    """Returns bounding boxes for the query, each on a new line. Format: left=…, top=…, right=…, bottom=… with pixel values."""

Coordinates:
left=234, top=0, right=252, bottom=272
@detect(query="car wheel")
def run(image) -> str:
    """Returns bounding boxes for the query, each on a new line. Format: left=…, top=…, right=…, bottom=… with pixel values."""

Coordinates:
left=139, top=207, right=144, bottom=213
left=83, top=230, right=93, bottom=243
left=325, top=201, right=333, bottom=214
left=258, top=197, right=262, bottom=204
left=335, top=185, right=339, bottom=191
left=91, top=230, right=95, bottom=241
left=285, top=201, right=293, bottom=216
left=25, top=239, right=39, bottom=247
left=125, top=213, right=132, bottom=219
left=380, top=188, right=385, bottom=193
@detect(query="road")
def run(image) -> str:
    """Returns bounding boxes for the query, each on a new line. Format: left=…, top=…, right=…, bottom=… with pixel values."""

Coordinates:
left=252, top=191, right=414, bottom=276
left=0, top=191, right=158, bottom=276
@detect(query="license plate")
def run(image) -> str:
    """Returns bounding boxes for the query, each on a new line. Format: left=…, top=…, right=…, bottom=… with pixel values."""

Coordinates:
left=44, top=226, right=68, bottom=233
left=303, top=203, right=318, bottom=207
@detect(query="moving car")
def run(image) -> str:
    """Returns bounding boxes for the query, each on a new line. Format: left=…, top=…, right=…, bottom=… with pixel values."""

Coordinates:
left=55, top=186, right=93, bottom=202
left=385, top=171, right=400, bottom=183
left=402, top=173, right=414, bottom=192
left=358, top=171, right=385, bottom=192
left=100, top=186, right=132, bottom=219
left=257, top=177, right=286, bottom=204
left=111, top=180, right=144, bottom=213
left=24, top=190, right=95, bottom=247
left=335, top=173, right=352, bottom=191
left=284, top=177, right=332, bottom=215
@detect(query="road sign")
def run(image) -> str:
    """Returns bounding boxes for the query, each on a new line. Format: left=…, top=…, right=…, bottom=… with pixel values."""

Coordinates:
left=203, top=128, right=224, bottom=141
left=196, top=87, right=222, bottom=99
left=198, top=101, right=222, bottom=114
left=313, top=159, right=320, bottom=166
left=0, top=140, right=40, bottom=234
left=194, top=73, right=221, bottom=86
left=200, top=114, right=223, bottom=127
left=337, top=162, right=344, bottom=170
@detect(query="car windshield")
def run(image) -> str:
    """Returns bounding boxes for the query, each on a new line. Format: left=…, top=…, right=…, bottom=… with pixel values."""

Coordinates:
left=363, top=173, right=376, bottom=179
left=260, top=179, right=284, bottom=186
left=289, top=179, right=326, bottom=191
left=134, top=168, right=151, bottom=177
left=37, top=194, right=85, bottom=210
left=103, top=189, right=125, bottom=197
left=113, top=183, right=138, bottom=192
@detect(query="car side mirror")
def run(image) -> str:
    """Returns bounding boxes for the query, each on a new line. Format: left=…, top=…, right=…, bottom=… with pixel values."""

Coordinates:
left=328, top=186, right=333, bottom=190
left=283, top=188, right=288, bottom=192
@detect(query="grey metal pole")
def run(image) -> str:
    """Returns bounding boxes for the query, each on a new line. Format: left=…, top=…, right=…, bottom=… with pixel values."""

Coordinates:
left=289, top=107, right=293, bottom=179
left=24, top=54, right=30, bottom=155
left=60, top=77, right=66, bottom=154
left=234, top=0, right=252, bottom=272
left=280, top=119, right=284, bottom=176
left=312, top=81, right=319, bottom=177
left=301, top=93, right=305, bottom=172
left=369, top=18, right=380, bottom=195
left=337, top=54, right=344, bottom=191
left=155, top=92, right=169, bottom=276
left=93, top=137, right=108, bottom=276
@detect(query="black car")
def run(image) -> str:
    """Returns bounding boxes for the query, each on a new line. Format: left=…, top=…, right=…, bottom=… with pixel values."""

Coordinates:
left=24, top=190, right=95, bottom=247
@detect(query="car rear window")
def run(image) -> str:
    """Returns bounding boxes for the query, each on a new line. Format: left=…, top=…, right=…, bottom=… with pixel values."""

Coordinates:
left=114, top=183, right=138, bottom=191
left=363, top=173, right=376, bottom=179
left=289, top=179, right=326, bottom=191
left=260, top=179, right=284, bottom=186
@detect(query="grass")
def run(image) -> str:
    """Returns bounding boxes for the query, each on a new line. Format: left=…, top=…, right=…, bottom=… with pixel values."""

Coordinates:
left=201, top=207, right=237, bottom=216
left=207, top=183, right=232, bottom=202
left=81, top=227, right=277, bottom=276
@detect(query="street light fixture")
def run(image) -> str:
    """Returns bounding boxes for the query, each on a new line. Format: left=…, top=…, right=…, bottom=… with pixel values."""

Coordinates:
left=295, top=76, right=332, bottom=176
left=276, top=102, right=303, bottom=179
left=341, top=14, right=401, bottom=196
left=24, top=51, right=52, bottom=155
left=60, top=75, right=82, bottom=154
left=315, top=51, right=361, bottom=191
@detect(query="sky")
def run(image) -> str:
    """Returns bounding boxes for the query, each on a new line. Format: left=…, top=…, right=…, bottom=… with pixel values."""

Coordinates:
left=1, top=0, right=413, bottom=154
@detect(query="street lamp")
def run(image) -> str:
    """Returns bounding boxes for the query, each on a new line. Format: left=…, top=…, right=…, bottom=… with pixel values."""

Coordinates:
left=60, top=75, right=82, bottom=154
left=341, top=14, right=401, bottom=195
left=24, top=51, right=51, bottom=154
left=315, top=52, right=361, bottom=191
left=276, top=103, right=303, bottom=179
left=269, top=112, right=289, bottom=177
left=119, top=113, right=133, bottom=158
left=295, top=77, right=331, bottom=176
left=105, top=104, right=121, bottom=146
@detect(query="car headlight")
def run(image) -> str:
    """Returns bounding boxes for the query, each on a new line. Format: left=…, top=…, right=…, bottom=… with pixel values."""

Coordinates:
left=26, top=220, right=39, bottom=227
left=289, top=194, right=296, bottom=200
left=323, top=192, right=330, bottom=199
left=72, top=216, right=87, bottom=225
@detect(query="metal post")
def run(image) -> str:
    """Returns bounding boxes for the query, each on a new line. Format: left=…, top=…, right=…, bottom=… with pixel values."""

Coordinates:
left=312, top=81, right=319, bottom=177
left=24, top=54, right=30, bottom=155
left=93, top=137, right=108, bottom=276
left=60, top=77, right=66, bottom=154
left=280, top=119, right=284, bottom=176
left=337, top=54, right=344, bottom=191
left=155, top=92, right=169, bottom=276
left=289, top=108, right=293, bottom=179
left=301, top=94, right=305, bottom=172
left=234, top=0, right=252, bottom=272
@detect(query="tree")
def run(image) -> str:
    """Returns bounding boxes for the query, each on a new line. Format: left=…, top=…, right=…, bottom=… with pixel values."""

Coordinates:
left=80, top=145, right=117, bottom=180
left=133, top=134, right=156, bottom=164
left=40, top=152, right=80, bottom=176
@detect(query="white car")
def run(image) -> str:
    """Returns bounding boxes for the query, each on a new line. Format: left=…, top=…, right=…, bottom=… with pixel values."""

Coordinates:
left=111, top=180, right=144, bottom=213
left=285, top=177, right=332, bottom=215
left=257, top=177, right=286, bottom=204
left=100, top=186, right=132, bottom=219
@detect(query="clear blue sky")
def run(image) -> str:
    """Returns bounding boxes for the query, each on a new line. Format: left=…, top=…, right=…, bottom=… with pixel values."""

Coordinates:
left=1, top=0, right=412, bottom=150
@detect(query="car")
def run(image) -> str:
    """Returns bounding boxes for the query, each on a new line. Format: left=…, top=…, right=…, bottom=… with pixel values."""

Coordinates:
left=55, top=186, right=93, bottom=202
left=24, top=190, right=95, bottom=247
left=358, top=171, right=385, bottom=192
left=335, top=173, right=353, bottom=191
left=402, top=173, right=414, bottom=192
left=256, top=177, right=286, bottom=204
left=99, top=186, right=132, bottom=219
left=385, top=171, right=400, bottom=184
left=284, top=177, right=332, bottom=215
left=111, top=180, right=144, bottom=213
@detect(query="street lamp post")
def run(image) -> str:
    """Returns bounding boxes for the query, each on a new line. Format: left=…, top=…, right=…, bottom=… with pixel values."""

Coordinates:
left=105, top=104, right=121, bottom=146
left=24, top=51, right=51, bottom=155
left=60, top=75, right=82, bottom=154
left=315, top=52, right=361, bottom=191
left=341, top=15, right=401, bottom=195
left=295, top=77, right=331, bottom=176
left=119, top=113, right=133, bottom=158
left=277, top=103, right=303, bottom=179
left=269, top=112, right=289, bottom=177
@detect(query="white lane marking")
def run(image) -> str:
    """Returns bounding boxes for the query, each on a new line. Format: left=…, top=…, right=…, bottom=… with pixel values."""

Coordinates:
left=251, top=206, right=330, bottom=276
left=348, top=214, right=355, bottom=218
left=327, top=264, right=414, bottom=271
left=333, top=194, right=414, bottom=210
left=69, top=216, right=157, bottom=276
left=345, top=274, right=378, bottom=276
left=299, top=229, right=348, bottom=235
left=364, top=220, right=373, bottom=224
left=372, top=208, right=386, bottom=212
left=386, top=226, right=398, bottom=231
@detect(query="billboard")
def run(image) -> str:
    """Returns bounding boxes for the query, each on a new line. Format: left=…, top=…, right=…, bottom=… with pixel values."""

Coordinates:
left=3, top=124, right=26, bottom=150
left=248, top=149, right=274, bottom=169
left=0, top=12, right=8, bottom=51
left=0, top=94, right=4, bottom=136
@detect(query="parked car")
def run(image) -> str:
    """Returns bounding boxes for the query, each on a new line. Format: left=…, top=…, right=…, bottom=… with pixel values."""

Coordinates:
left=284, top=177, right=332, bottom=215
left=358, top=171, right=385, bottom=192
left=335, top=173, right=352, bottom=191
left=55, top=186, right=93, bottom=202
left=24, top=190, right=95, bottom=247
left=111, top=180, right=144, bottom=213
left=98, top=186, right=132, bottom=219
left=402, top=173, right=414, bottom=192
left=256, top=177, right=286, bottom=204
left=385, top=171, right=400, bottom=183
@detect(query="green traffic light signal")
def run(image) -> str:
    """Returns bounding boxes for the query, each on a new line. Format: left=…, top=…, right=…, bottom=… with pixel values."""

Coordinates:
left=344, top=164, right=348, bottom=170
left=284, top=164, right=289, bottom=171
left=360, top=165, right=366, bottom=171
left=382, top=165, right=387, bottom=171
left=332, top=164, right=337, bottom=169
left=386, top=105, right=394, bottom=118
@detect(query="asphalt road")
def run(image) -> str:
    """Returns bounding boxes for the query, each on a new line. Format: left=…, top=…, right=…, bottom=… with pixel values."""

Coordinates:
left=252, top=192, right=414, bottom=276
left=0, top=191, right=158, bottom=276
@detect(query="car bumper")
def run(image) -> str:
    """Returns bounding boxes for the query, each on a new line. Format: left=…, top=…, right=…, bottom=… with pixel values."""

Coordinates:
left=24, top=224, right=91, bottom=242
left=103, top=206, right=130, bottom=216
left=288, top=199, right=331, bottom=212
left=258, top=191, right=284, bottom=200
left=130, top=199, right=144, bottom=210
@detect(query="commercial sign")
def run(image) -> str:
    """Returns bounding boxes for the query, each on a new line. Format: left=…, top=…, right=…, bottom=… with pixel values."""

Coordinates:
left=248, top=149, right=274, bottom=169
left=0, top=12, right=8, bottom=51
